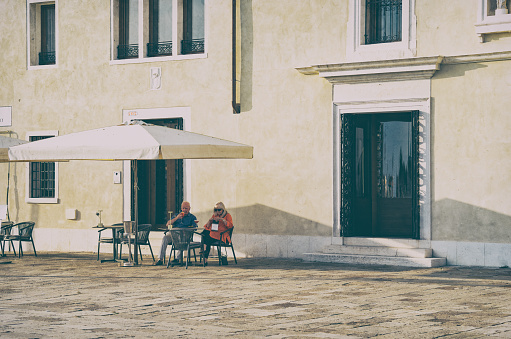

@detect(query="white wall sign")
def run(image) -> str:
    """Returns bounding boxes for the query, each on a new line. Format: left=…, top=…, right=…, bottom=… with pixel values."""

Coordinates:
left=0, top=107, right=12, bottom=127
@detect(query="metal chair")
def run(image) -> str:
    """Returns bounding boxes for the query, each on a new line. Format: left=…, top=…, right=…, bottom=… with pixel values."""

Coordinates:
left=209, top=227, right=237, bottom=266
left=166, top=228, right=201, bottom=269
left=97, top=223, right=123, bottom=261
left=119, top=224, right=155, bottom=262
left=1, top=222, right=16, bottom=257
left=3, top=222, right=36, bottom=258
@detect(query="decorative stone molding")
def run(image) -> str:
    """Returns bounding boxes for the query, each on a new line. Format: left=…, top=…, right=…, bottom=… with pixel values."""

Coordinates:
left=296, top=56, right=443, bottom=84
left=297, top=51, right=511, bottom=83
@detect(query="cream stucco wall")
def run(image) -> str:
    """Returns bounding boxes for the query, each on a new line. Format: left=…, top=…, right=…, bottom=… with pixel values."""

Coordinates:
left=431, top=59, right=511, bottom=243
left=1, top=0, right=510, bottom=266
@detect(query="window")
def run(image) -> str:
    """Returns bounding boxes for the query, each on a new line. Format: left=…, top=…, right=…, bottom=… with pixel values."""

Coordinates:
left=182, top=0, right=205, bottom=54
left=148, top=0, right=173, bottom=57
left=346, top=0, right=415, bottom=61
left=475, top=0, right=511, bottom=42
left=364, top=0, right=402, bottom=45
left=118, top=0, right=139, bottom=59
left=111, top=0, right=207, bottom=62
left=26, top=131, right=59, bottom=204
left=28, top=0, right=58, bottom=67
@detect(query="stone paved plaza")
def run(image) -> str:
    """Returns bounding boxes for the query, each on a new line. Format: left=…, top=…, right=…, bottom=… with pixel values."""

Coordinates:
left=1, top=252, right=511, bottom=338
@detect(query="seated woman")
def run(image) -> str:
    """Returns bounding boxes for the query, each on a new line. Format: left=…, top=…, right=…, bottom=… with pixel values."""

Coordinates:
left=201, top=202, right=233, bottom=265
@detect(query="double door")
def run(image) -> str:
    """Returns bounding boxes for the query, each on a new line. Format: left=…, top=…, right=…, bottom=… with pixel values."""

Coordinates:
left=132, top=118, right=184, bottom=229
left=341, top=112, right=419, bottom=238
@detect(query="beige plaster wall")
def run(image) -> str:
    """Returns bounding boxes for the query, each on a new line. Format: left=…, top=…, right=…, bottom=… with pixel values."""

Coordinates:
left=0, top=0, right=340, bottom=240
left=431, top=60, right=511, bottom=242
left=416, top=0, right=511, bottom=57
left=2, top=0, right=509, bottom=253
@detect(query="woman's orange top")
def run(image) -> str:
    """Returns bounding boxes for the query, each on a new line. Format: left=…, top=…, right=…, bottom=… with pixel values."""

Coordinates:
left=204, top=213, right=233, bottom=243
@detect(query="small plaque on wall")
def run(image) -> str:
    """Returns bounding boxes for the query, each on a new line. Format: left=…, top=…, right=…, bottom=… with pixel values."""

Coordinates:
left=0, top=107, right=12, bottom=127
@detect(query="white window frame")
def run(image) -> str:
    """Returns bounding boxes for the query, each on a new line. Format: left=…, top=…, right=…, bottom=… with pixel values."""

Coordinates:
left=346, top=0, right=416, bottom=61
left=25, top=130, right=59, bottom=204
left=110, top=0, right=208, bottom=65
left=475, top=0, right=511, bottom=42
left=27, top=0, right=59, bottom=70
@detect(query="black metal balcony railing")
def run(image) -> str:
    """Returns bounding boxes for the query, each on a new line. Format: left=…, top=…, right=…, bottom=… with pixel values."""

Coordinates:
left=117, top=44, right=139, bottom=59
left=147, top=41, right=173, bottom=57
left=364, top=0, right=402, bottom=45
left=39, top=51, right=56, bottom=65
left=181, top=39, right=204, bottom=55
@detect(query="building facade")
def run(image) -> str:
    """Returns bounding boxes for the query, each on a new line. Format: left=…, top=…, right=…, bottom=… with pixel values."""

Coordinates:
left=0, top=0, right=510, bottom=266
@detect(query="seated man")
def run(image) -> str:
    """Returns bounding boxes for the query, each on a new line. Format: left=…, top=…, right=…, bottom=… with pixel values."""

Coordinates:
left=154, top=201, right=197, bottom=265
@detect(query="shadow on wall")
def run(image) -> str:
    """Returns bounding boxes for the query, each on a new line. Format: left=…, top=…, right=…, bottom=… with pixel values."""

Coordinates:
left=195, top=203, right=332, bottom=237
left=432, top=62, right=487, bottom=80
left=433, top=198, right=511, bottom=243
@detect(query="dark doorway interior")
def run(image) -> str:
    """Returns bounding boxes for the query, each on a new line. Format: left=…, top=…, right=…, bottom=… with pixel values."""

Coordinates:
left=132, top=118, right=184, bottom=229
left=341, top=112, right=419, bottom=238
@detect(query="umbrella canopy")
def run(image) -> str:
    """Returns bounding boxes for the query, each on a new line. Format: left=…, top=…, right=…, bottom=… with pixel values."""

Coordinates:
left=8, top=121, right=253, bottom=161
left=0, top=135, right=27, bottom=162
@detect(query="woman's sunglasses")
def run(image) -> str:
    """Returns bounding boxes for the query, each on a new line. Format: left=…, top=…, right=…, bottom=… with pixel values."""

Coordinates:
left=214, top=208, right=223, bottom=212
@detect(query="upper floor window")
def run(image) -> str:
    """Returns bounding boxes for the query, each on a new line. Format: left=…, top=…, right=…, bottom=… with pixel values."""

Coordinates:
left=364, top=0, right=402, bottom=45
left=475, top=0, right=511, bottom=42
left=347, top=0, right=415, bottom=61
left=28, top=0, right=58, bottom=68
left=182, top=0, right=205, bottom=54
left=148, top=0, right=173, bottom=57
left=111, top=0, right=207, bottom=62
left=118, top=0, right=139, bottom=59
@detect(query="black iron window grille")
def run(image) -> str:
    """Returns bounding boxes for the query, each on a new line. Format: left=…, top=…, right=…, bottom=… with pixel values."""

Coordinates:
left=181, top=38, right=204, bottom=54
left=147, top=41, right=173, bottom=57
left=117, top=44, right=139, bottom=59
left=38, top=51, right=55, bottom=65
left=29, top=135, right=55, bottom=199
left=365, top=0, right=402, bottom=45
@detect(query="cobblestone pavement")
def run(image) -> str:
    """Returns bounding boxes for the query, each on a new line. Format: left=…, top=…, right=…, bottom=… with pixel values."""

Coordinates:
left=1, top=253, right=511, bottom=338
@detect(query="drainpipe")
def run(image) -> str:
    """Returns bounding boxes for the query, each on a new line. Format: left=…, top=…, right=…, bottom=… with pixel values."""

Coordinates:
left=232, top=0, right=240, bottom=114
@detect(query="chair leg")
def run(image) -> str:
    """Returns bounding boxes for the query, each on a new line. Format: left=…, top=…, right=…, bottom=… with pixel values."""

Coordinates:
left=217, top=246, right=221, bottom=266
left=231, top=245, right=237, bottom=264
left=138, top=245, right=143, bottom=261
left=18, top=240, right=22, bottom=258
left=148, top=243, right=155, bottom=262
left=167, top=245, right=176, bottom=268
left=0, top=240, right=4, bottom=257
left=31, top=239, right=37, bottom=257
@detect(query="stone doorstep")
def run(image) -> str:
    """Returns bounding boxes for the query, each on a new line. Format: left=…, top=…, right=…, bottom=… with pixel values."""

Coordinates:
left=322, top=244, right=433, bottom=258
left=303, top=253, right=447, bottom=268
left=341, top=237, right=423, bottom=248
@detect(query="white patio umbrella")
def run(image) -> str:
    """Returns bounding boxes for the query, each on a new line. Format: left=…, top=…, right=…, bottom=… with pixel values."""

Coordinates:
left=7, top=120, right=253, bottom=265
left=0, top=135, right=27, bottom=162
left=8, top=120, right=253, bottom=161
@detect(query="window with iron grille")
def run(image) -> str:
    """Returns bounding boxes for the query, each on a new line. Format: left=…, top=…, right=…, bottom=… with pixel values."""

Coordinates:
left=39, top=4, right=56, bottom=65
left=112, top=0, right=206, bottom=61
left=182, top=0, right=205, bottom=54
left=118, top=0, right=139, bottom=59
left=28, top=0, right=57, bottom=67
left=365, top=0, right=402, bottom=45
left=148, top=0, right=173, bottom=57
left=29, top=135, right=56, bottom=199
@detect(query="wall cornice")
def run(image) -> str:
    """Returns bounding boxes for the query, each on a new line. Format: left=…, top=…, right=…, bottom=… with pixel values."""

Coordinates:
left=297, top=51, right=511, bottom=84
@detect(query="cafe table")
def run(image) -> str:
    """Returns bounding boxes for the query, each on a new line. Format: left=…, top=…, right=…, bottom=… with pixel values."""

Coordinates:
left=93, top=223, right=125, bottom=263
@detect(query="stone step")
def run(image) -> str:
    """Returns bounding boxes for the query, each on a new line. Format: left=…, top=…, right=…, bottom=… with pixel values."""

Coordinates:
left=322, top=244, right=432, bottom=258
left=304, top=253, right=446, bottom=268
left=342, top=237, right=422, bottom=248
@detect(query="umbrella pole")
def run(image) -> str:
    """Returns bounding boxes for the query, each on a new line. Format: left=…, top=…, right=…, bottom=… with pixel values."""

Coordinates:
left=134, top=161, right=139, bottom=265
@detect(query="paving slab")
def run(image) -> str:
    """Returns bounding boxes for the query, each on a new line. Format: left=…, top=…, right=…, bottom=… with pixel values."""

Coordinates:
left=1, top=253, right=511, bottom=338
